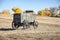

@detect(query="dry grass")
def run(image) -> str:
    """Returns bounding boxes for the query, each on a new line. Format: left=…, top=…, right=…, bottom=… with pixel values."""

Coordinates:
left=0, top=14, right=60, bottom=40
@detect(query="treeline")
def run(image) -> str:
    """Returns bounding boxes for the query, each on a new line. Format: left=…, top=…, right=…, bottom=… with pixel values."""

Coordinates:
left=38, top=6, right=60, bottom=17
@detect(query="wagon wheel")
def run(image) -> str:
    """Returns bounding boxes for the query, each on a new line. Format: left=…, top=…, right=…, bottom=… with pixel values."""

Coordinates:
left=23, top=20, right=30, bottom=29
left=12, top=22, right=18, bottom=30
left=33, top=21, right=38, bottom=29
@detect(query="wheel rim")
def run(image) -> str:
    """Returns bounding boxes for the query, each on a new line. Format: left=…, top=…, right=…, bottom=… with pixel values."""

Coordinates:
left=23, top=20, right=30, bottom=29
left=33, top=21, right=38, bottom=29
left=12, top=22, right=16, bottom=30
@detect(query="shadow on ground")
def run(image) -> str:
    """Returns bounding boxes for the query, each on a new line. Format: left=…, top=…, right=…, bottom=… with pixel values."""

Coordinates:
left=0, top=28, right=15, bottom=31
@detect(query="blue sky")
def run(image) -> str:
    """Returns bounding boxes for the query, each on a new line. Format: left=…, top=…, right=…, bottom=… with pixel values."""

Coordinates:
left=0, top=0, right=60, bottom=13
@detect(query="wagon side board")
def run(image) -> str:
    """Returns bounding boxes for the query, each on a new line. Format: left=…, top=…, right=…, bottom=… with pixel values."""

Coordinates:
left=21, top=13, right=36, bottom=23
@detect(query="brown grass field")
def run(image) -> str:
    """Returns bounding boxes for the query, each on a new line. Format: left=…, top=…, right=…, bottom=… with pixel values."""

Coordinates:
left=0, top=14, right=60, bottom=40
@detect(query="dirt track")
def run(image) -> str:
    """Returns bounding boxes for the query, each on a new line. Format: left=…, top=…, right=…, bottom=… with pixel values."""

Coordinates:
left=0, top=15, right=60, bottom=40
